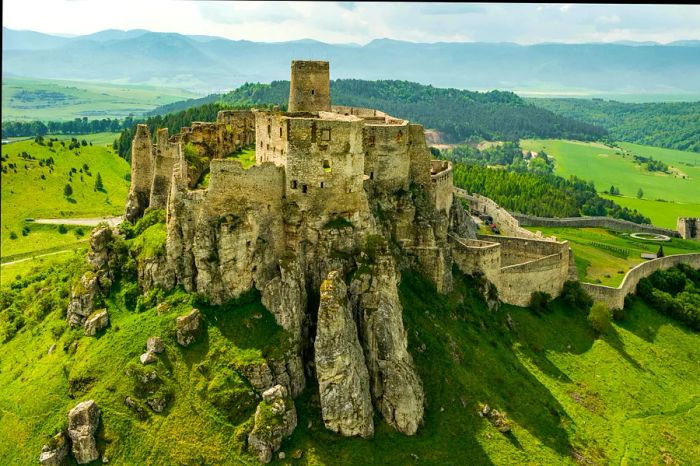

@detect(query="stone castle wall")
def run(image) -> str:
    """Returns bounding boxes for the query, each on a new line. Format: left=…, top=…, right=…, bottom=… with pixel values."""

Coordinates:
left=430, top=160, right=453, bottom=213
left=498, top=251, right=571, bottom=306
left=581, top=253, right=700, bottom=309
left=515, top=213, right=680, bottom=237
left=450, top=235, right=501, bottom=284
left=363, top=121, right=411, bottom=193
left=255, top=112, right=289, bottom=166
left=289, top=61, right=331, bottom=112
left=677, top=217, right=700, bottom=240
left=454, top=189, right=542, bottom=239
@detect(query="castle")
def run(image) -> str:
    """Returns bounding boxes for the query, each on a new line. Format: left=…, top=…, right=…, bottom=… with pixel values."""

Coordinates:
left=122, top=60, right=574, bottom=447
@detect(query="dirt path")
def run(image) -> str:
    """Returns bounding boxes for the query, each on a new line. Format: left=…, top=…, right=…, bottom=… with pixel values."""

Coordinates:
left=31, top=216, right=123, bottom=227
left=1, top=248, right=79, bottom=267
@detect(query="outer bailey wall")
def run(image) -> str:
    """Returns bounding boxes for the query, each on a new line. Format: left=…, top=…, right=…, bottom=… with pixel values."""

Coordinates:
left=450, top=236, right=501, bottom=284
left=363, top=122, right=411, bottom=192
left=431, top=161, right=453, bottom=213
left=285, top=116, right=366, bottom=216
left=515, top=213, right=680, bottom=237
left=455, top=190, right=540, bottom=239
left=498, top=252, right=570, bottom=307
left=477, top=234, right=568, bottom=266
left=581, top=253, right=700, bottom=309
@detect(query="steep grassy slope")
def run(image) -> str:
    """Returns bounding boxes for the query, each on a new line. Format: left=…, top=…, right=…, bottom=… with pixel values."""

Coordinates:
left=2, top=257, right=698, bottom=465
left=1, top=134, right=129, bottom=259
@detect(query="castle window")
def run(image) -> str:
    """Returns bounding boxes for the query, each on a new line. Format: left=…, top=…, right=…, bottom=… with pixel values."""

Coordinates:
left=302, top=184, right=308, bottom=193
left=292, top=180, right=298, bottom=189
left=323, top=159, right=331, bottom=172
left=279, top=127, right=282, bottom=137
left=396, top=130, right=403, bottom=142
left=368, top=135, right=375, bottom=146
left=321, top=129, right=331, bottom=141
left=320, top=182, right=324, bottom=188
left=311, top=89, right=315, bottom=95
left=370, top=172, right=374, bottom=180
left=267, top=124, right=271, bottom=136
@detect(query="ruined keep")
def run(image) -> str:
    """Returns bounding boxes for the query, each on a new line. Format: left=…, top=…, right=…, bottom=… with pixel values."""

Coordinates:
left=677, top=217, right=700, bottom=241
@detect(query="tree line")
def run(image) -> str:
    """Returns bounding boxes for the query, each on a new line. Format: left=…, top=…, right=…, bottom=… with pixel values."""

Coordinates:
left=1, top=117, right=137, bottom=138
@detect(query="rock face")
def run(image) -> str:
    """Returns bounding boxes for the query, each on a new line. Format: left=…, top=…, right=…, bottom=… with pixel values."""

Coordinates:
left=67, top=273, right=100, bottom=328
left=248, top=385, right=297, bottom=464
left=176, top=308, right=202, bottom=347
left=84, top=309, right=109, bottom=336
left=39, top=432, right=69, bottom=466
left=147, top=336, right=164, bottom=353
left=350, top=253, right=425, bottom=435
left=67, top=400, right=101, bottom=464
left=314, top=271, right=374, bottom=438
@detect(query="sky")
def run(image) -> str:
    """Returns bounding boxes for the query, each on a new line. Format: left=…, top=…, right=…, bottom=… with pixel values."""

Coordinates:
left=3, top=1, right=700, bottom=45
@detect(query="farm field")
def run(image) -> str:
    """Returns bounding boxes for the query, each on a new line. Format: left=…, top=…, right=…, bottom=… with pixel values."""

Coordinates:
left=525, top=226, right=700, bottom=286
left=1, top=133, right=130, bottom=259
left=2, top=77, right=200, bottom=121
left=599, top=195, right=700, bottom=230
left=520, top=139, right=700, bottom=226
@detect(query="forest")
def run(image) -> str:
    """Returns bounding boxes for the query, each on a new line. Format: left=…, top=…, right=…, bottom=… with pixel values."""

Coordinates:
left=1, top=117, right=137, bottom=138
left=529, top=98, right=700, bottom=152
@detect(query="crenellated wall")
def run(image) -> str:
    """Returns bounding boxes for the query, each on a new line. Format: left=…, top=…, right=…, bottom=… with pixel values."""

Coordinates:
left=581, top=253, right=700, bottom=309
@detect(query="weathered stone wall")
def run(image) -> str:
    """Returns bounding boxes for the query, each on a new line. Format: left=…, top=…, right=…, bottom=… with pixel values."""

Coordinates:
left=515, top=213, right=680, bottom=237
left=498, top=252, right=571, bottom=307
left=149, top=128, right=181, bottom=210
left=124, top=124, right=154, bottom=221
left=255, top=112, right=289, bottom=166
left=477, top=234, right=568, bottom=267
left=407, top=124, right=431, bottom=188
left=450, top=235, right=501, bottom=284
left=332, top=105, right=387, bottom=119
left=430, top=160, right=453, bottom=213
left=677, top=217, right=700, bottom=240
left=217, top=110, right=256, bottom=149
left=289, top=61, right=331, bottom=112
left=581, top=253, right=700, bottom=309
left=454, top=189, right=542, bottom=239
left=363, top=121, right=411, bottom=193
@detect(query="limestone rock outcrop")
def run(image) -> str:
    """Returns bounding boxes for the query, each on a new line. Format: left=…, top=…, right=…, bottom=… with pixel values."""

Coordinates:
left=315, top=271, right=374, bottom=438
left=67, top=273, right=100, bottom=328
left=248, top=385, right=297, bottom=464
left=84, top=309, right=109, bottom=336
left=67, top=400, right=101, bottom=464
left=38, top=432, right=69, bottom=466
left=350, top=253, right=425, bottom=435
left=176, top=308, right=202, bottom=347
left=147, top=336, right=164, bottom=353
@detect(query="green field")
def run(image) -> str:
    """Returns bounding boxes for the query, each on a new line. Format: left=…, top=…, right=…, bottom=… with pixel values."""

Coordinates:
left=2, top=258, right=699, bottom=465
left=520, top=139, right=700, bottom=227
left=525, top=226, right=700, bottom=286
left=1, top=133, right=129, bottom=259
left=2, top=77, right=200, bottom=121
left=599, top=195, right=700, bottom=230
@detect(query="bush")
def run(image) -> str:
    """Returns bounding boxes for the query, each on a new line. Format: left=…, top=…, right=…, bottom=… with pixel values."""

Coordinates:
left=529, top=291, right=552, bottom=314
left=588, top=302, right=611, bottom=334
left=561, top=280, right=593, bottom=311
left=58, top=224, right=68, bottom=234
left=9, top=231, right=18, bottom=240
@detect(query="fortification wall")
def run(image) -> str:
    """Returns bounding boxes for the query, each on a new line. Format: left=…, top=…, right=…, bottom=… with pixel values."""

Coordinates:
left=498, top=252, right=571, bottom=307
left=332, top=106, right=386, bottom=118
left=455, top=190, right=540, bottom=239
left=450, top=235, right=501, bottom=284
left=207, top=159, right=285, bottom=210
left=285, top=115, right=366, bottom=216
left=289, top=61, right=331, bottom=112
left=677, top=217, right=700, bottom=240
left=477, top=234, right=568, bottom=266
left=255, top=112, right=289, bottom=166
left=515, top=213, right=680, bottom=237
left=217, top=110, right=256, bottom=150
left=363, top=121, right=411, bottom=192
left=407, top=124, right=431, bottom=188
left=581, top=253, right=700, bottom=309
left=430, top=160, right=453, bottom=213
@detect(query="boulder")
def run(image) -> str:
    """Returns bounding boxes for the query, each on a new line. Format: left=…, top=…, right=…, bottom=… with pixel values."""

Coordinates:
left=38, top=432, right=69, bottom=466
left=86, top=226, right=113, bottom=271
left=140, top=352, right=157, bottom=365
left=146, top=336, right=164, bottom=354
left=248, top=384, right=297, bottom=464
left=84, top=309, right=109, bottom=336
left=67, top=273, right=100, bottom=327
left=67, top=400, right=101, bottom=464
left=315, top=271, right=374, bottom=438
left=176, top=308, right=202, bottom=347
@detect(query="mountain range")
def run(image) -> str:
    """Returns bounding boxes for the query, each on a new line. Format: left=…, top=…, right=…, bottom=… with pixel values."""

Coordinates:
left=3, top=28, right=700, bottom=96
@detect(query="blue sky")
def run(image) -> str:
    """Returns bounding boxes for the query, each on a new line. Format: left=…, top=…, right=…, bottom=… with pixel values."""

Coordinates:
left=3, top=2, right=700, bottom=44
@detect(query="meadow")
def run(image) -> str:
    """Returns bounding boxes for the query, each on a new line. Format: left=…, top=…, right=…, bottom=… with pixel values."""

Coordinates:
left=520, top=139, right=700, bottom=227
left=1, top=133, right=130, bottom=259
left=525, top=226, right=700, bottom=286
left=2, top=77, right=200, bottom=121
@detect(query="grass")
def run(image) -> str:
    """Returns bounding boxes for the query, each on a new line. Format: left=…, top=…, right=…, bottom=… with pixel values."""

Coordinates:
left=226, top=144, right=257, bottom=169
left=0, top=248, right=85, bottom=286
left=524, top=226, right=700, bottom=286
left=599, top=195, right=700, bottom=230
left=2, top=77, right=200, bottom=121
left=520, top=139, right=700, bottom=226
left=1, top=135, right=130, bottom=258
left=2, top=258, right=699, bottom=465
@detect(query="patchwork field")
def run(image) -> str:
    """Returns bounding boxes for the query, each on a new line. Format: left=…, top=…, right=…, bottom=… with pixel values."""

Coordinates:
left=525, top=226, right=700, bottom=286
left=520, top=139, right=700, bottom=227
left=1, top=133, right=129, bottom=260
left=2, top=77, right=200, bottom=121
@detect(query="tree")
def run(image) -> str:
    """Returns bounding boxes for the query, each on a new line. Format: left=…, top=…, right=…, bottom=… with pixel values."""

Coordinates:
left=588, top=302, right=611, bottom=334
left=657, top=245, right=664, bottom=258
left=95, top=172, right=104, bottom=191
left=637, top=187, right=644, bottom=199
left=63, top=183, right=73, bottom=197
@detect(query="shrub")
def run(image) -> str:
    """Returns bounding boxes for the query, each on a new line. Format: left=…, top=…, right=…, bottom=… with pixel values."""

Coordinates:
left=58, top=224, right=68, bottom=234
left=561, top=280, right=593, bottom=311
left=9, top=231, right=18, bottom=240
left=529, top=291, right=552, bottom=314
left=588, top=302, right=611, bottom=334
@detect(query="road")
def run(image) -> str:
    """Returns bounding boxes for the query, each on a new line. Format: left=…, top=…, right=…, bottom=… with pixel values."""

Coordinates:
left=30, top=216, right=124, bottom=227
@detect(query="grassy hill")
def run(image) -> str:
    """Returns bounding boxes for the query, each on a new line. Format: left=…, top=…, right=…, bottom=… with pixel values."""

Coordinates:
left=1, top=77, right=200, bottom=121
left=1, top=254, right=699, bottom=465
left=520, top=139, right=700, bottom=228
left=1, top=133, right=129, bottom=260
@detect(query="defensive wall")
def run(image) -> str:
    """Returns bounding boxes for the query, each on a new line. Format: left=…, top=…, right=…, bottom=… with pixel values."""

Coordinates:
left=677, top=217, right=700, bottom=241
left=514, top=213, right=680, bottom=237
left=430, top=160, right=453, bottom=213
left=581, top=253, right=700, bottom=309
left=450, top=233, right=572, bottom=307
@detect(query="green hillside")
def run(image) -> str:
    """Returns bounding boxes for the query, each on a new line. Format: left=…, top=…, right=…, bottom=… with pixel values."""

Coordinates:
left=2, top=77, right=199, bottom=121
left=1, top=252, right=699, bottom=465
left=1, top=133, right=129, bottom=259
left=520, top=139, right=700, bottom=228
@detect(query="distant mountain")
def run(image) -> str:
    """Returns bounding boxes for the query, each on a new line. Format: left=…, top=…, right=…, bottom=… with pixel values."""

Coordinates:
left=3, top=28, right=700, bottom=96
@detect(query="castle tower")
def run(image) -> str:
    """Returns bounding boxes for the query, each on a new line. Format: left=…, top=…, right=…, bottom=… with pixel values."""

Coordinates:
left=124, top=124, right=154, bottom=222
left=288, top=61, right=331, bottom=112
